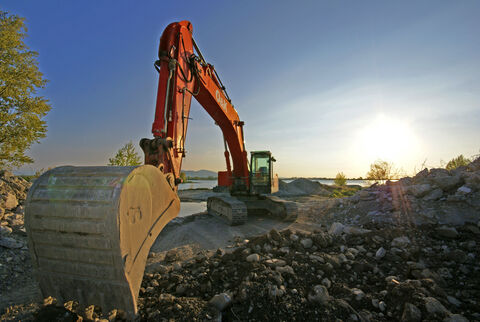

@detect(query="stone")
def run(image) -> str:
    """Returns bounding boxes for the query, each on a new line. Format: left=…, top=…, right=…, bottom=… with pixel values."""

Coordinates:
left=328, top=222, right=345, bottom=236
left=209, top=293, right=231, bottom=311
left=446, top=296, right=461, bottom=307
left=264, top=259, right=286, bottom=267
left=423, top=188, right=443, bottom=201
left=0, top=236, right=23, bottom=248
left=321, top=277, right=331, bottom=288
left=391, top=236, right=410, bottom=248
left=407, top=184, right=432, bottom=197
left=375, top=247, right=386, bottom=259
left=456, top=185, right=471, bottom=195
left=0, top=226, right=12, bottom=235
left=246, top=254, right=261, bottom=262
left=351, top=288, right=365, bottom=301
left=300, top=238, right=313, bottom=249
left=3, top=193, right=18, bottom=210
left=444, top=314, right=469, bottom=322
left=432, top=175, right=462, bottom=191
left=308, top=285, right=330, bottom=305
left=276, top=265, right=295, bottom=275
left=164, top=249, right=178, bottom=262
left=343, top=226, right=371, bottom=235
left=436, top=226, right=458, bottom=239
left=424, top=297, right=450, bottom=316
left=378, top=301, right=386, bottom=312
left=401, top=303, right=421, bottom=322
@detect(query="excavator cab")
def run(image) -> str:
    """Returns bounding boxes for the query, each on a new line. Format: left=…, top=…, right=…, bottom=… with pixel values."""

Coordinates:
left=250, top=151, right=279, bottom=194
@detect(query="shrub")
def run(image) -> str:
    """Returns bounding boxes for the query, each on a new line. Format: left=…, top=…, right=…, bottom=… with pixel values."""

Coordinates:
left=334, top=172, right=347, bottom=186
left=445, top=154, right=471, bottom=170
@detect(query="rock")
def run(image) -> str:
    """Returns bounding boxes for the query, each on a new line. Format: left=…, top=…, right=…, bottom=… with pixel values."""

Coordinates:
left=276, top=265, right=295, bottom=275
left=391, top=236, right=411, bottom=248
left=3, top=193, right=18, bottom=210
left=264, top=259, right=286, bottom=267
left=375, top=247, right=386, bottom=259
left=456, top=185, right=471, bottom=195
left=423, top=188, right=443, bottom=201
left=444, top=314, right=469, bottom=322
left=378, top=301, right=387, bottom=312
left=401, top=303, right=422, bottom=322
left=0, top=225, right=13, bottom=235
left=432, top=175, right=462, bottom=191
left=308, top=285, right=330, bottom=305
left=246, top=254, right=261, bottom=262
left=300, top=238, right=313, bottom=249
left=321, top=277, right=331, bottom=288
left=351, top=288, right=365, bottom=301
left=414, top=168, right=429, bottom=179
left=424, top=297, right=450, bottom=316
left=269, top=285, right=286, bottom=298
left=446, top=296, right=461, bottom=307
left=407, top=184, right=432, bottom=197
left=0, top=236, right=23, bottom=248
left=436, top=226, right=458, bottom=239
left=343, top=226, right=371, bottom=235
left=328, top=222, right=345, bottom=236
left=164, top=249, right=179, bottom=262
left=209, top=293, right=231, bottom=311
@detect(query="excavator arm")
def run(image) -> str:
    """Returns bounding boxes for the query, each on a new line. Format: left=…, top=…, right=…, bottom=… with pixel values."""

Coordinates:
left=141, top=20, right=249, bottom=192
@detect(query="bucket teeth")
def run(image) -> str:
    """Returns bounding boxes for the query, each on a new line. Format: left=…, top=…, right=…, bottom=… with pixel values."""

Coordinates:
left=25, top=165, right=180, bottom=317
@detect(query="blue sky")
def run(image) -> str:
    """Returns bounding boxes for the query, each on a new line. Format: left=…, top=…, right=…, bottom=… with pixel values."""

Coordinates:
left=3, top=1, right=480, bottom=177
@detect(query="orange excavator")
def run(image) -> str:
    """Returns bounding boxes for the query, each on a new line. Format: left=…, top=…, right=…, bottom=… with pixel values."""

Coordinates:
left=24, top=21, right=297, bottom=317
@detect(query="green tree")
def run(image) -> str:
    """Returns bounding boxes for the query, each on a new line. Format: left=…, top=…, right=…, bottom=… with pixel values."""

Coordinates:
left=0, top=11, right=51, bottom=169
left=366, top=160, right=400, bottom=182
left=180, top=172, right=187, bottom=182
left=445, top=154, right=471, bottom=170
left=334, top=172, right=347, bottom=186
left=108, top=141, right=142, bottom=166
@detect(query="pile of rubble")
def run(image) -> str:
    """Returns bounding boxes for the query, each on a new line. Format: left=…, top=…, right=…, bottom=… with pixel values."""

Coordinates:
left=0, top=171, right=32, bottom=296
left=2, top=159, right=480, bottom=321
left=34, top=223, right=478, bottom=321
left=312, top=157, right=480, bottom=229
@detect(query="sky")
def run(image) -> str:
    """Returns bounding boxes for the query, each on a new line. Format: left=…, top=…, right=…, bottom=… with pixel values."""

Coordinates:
left=3, top=0, right=480, bottom=177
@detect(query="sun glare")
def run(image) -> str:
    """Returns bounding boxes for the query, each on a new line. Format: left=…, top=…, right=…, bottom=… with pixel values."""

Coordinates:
left=357, top=115, right=418, bottom=162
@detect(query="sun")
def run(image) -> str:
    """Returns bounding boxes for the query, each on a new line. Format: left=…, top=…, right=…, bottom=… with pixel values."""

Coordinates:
left=357, top=115, right=418, bottom=162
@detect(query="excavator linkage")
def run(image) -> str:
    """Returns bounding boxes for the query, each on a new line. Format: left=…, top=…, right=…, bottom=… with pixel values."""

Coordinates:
left=24, top=165, right=180, bottom=317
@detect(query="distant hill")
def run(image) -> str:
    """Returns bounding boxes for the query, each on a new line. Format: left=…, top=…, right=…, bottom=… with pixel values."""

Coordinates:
left=183, top=170, right=217, bottom=178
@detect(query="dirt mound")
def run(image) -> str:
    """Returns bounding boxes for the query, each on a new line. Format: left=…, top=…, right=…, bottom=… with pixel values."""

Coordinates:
left=277, top=178, right=331, bottom=196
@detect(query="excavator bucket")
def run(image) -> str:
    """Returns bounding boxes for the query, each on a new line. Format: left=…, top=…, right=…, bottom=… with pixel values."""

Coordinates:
left=24, top=165, right=180, bottom=317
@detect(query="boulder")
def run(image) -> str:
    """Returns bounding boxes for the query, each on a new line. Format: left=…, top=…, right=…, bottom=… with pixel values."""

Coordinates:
left=407, top=184, right=433, bottom=198
left=431, top=175, right=462, bottom=191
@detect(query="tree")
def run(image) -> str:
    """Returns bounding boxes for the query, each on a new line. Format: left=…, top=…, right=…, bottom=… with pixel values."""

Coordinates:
left=445, top=154, right=471, bottom=170
left=334, top=172, right=347, bottom=186
left=179, top=172, right=187, bottom=182
left=108, top=142, right=142, bottom=166
left=366, top=160, right=400, bottom=182
left=0, top=11, right=51, bottom=169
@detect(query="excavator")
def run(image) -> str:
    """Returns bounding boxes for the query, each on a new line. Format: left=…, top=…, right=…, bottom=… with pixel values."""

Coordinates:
left=24, top=21, right=297, bottom=317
